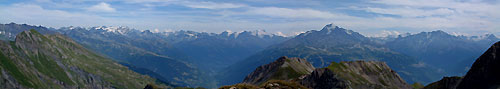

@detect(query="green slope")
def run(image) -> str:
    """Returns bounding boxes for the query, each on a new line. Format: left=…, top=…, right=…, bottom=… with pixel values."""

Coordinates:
left=0, top=29, right=169, bottom=89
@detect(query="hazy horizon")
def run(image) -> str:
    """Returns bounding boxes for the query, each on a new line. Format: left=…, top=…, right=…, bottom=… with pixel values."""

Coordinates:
left=1, top=0, right=499, bottom=36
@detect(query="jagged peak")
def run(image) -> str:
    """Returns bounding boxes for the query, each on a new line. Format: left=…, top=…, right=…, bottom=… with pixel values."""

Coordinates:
left=429, top=30, right=448, bottom=35
left=321, top=23, right=340, bottom=34
left=419, top=30, right=449, bottom=35
left=317, top=23, right=358, bottom=36
left=60, top=26, right=85, bottom=30
left=88, top=26, right=135, bottom=34
left=484, top=34, right=498, bottom=39
left=16, top=29, right=44, bottom=41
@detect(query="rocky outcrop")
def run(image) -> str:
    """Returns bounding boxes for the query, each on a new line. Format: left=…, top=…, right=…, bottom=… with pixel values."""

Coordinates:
left=231, top=56, right=411, bottom=89
left=424, top=77, right=462, bottom=89
left=242, top=56, right=315, bottom=85
left=301, top=61, right=411, bottom=89
left=300, top=68, right=349, bottom=89
left=456, top=41, right=500, bottom=89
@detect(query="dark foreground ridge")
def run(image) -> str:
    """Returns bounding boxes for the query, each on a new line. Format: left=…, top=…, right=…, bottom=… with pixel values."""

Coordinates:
left=424, top=41, right=500, bottom=89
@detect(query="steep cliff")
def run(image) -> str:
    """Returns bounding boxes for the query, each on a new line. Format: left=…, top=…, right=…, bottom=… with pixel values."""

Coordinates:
left=456, top=41, right=500, bottom=89
left=425, top=41, right=500, bottom=89
left=424, top=77, right=462, bottom=89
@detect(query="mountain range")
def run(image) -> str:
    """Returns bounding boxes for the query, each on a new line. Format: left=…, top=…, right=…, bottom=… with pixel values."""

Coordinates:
left=385, top=30, right=498, bottom=76
left=1, top=23, right=499, bottom=88
left=223, top=41, right=500, bottom=89
left=220, top=24, right=442, bottom=85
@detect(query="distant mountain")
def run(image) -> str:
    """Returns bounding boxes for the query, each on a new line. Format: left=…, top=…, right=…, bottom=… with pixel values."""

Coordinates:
left=385, top=30, right=499, bottom=76
left=56, top=26, right=210, bottom=87
left=55, top=25, right=288, bottom=87
left=0, top=23, right=56, bottom=40
left=424, top=41, right=500, bottom=89
left=0, top=23, right=206, bottom=87
left=171, top=30, right=289, bottom=72
left=0, top=23, right=289, bottom=88
left=220, top=24, right=442, bottom=86
left=0, top=30, right=168, bottom=88
left=469, top=34, right=500, bottom=48
left=223, top=56, right=411, bottom=89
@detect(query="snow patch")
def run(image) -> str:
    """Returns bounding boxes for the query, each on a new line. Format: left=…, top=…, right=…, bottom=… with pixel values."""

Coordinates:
left=275, top=32, right=287, bottom=37
left=372, top=30, right=402, bottom=37
left=346, top=30, right=353, bottom=35
left=470, top=34, right=498, bottom=41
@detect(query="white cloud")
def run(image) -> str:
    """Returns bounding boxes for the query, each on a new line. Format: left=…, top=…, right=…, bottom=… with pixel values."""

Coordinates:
left=234, top=7, right=355, bottom=19
left=340, top=0, right=500, bottom=35
left=183, top=2, right=247, bottom=9
left=0, top=4, right=127, bottom=28
left=370, top=30, right=402, bottom=37
left=248, top=7, right=333, bottom=18
left=274, top=31, right=287, bottom=37
left=86, top=2, right=116, bottom=12
left=369, top=0, right=500, bottom=18
left=1, top=0, right=498, bottom=36
left=364, top=7, right=455, bottom=17
left=123, top=0, right=246, bottom=10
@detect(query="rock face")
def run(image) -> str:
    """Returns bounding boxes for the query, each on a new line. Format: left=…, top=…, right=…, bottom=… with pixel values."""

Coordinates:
left=0, top=30, right=168, bottom=89
left=456, top=41, right=500, bottom=89
left=300, top=68, right=349, bottom=89
left=232, top=56, right=411, bottom=89
left=301, top=61, right=411, bottom=89
left=424, top=77, right=462, bottom=89
left=242, top=56, right=315, bottom=85
left=424, top=41, right=500, bottom=89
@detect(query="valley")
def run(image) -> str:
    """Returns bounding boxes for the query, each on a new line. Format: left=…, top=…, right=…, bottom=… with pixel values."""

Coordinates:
left=1, top=23, right=498, bottom=88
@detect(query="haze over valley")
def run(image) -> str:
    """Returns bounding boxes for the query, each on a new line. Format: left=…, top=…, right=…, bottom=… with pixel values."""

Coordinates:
left=1, top=0, right=500, bottom=89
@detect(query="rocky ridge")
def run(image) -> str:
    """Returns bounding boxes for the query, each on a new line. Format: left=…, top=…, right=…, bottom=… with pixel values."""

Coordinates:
left=225, top=56, right=411, bottom=89
left=242, top=56, right=315, bottom=85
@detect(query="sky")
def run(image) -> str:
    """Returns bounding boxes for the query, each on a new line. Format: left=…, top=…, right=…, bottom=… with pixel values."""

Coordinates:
left=1, top=0, right=499, bottom=37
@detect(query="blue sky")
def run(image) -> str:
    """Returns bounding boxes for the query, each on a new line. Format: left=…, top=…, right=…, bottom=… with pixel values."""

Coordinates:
left=1, top=0, right=499, bottom=36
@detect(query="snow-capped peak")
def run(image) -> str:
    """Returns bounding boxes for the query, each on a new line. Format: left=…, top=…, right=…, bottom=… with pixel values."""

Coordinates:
left=322, top=23, right=336, bottom=34
left=320, top=23, right=357, bottom=35
left=274, top=32, right=287, bottom=37
left=91, top=26, right=133, bottom=34
left=470, top=34, right=498, bottom=41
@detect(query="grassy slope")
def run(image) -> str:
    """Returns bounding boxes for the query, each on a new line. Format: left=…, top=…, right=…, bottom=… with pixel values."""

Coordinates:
left=0, top=29, right=169, bottom=88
